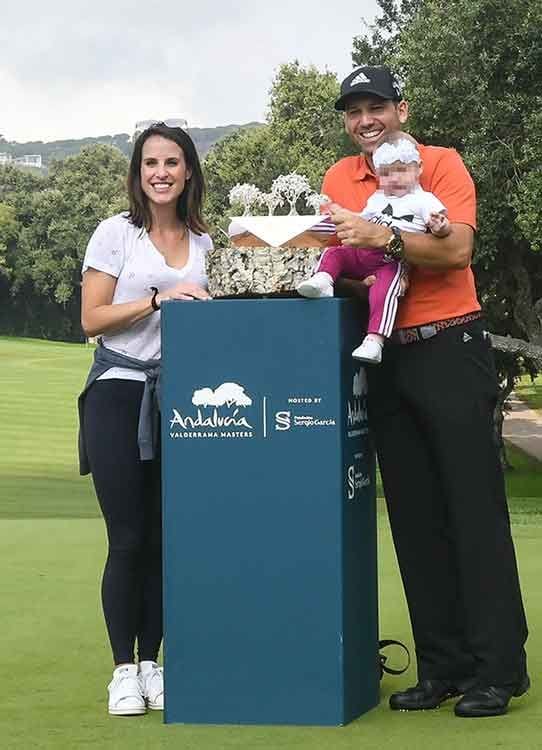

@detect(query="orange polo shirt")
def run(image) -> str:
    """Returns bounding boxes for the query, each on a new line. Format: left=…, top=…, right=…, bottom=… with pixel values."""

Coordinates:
left=321, top=145, right=480, bottom=329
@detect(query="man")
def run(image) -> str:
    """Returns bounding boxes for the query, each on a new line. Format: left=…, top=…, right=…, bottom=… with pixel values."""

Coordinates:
left=323, top=65, right=529, bottom=718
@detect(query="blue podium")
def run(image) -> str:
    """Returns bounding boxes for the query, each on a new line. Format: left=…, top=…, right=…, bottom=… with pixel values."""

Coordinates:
left=161, top=298, right=378, bottom=726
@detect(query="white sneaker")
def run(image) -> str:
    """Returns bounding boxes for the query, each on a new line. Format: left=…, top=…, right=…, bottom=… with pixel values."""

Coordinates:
left=139, top=661, right=164, bottom=710
left=297, top=272, right=334, bottom=298
left=108, top=664, right=146, bottom=716
left=352, top=336, right=383, bottom=364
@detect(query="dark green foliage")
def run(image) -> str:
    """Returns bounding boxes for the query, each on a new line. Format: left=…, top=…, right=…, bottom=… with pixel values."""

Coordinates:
left=203, top=125, right=279, bottom=238
left=203, top=62, right=356, bottom=243
left=353, top=0, right=542, bottom=345
left=0, top=146, right=128, bottom=341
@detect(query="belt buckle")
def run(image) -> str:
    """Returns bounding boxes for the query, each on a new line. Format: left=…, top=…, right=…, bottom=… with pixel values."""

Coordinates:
left=419, top=324, right=437, bottom=340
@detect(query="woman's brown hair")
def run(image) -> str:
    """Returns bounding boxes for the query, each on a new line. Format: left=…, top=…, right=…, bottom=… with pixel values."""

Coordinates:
left=127, top=122, right=207, bottom=234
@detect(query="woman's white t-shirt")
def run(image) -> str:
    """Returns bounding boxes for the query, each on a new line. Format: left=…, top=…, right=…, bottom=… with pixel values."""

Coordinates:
left=82, top=213, right=212, bottom=382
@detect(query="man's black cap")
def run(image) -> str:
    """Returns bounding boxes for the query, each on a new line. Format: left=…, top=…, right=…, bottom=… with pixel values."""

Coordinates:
left=335, top=65, right=403, bottom=111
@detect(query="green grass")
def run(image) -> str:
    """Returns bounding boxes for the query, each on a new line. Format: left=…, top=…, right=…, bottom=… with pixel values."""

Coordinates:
left=506, top=443, right=542, bottom=523
left=0, top=336, right=98, bottom=518
left=516, top=374, right=542, bottom=412
left=1, top=336, right=539, bottom=520
left=1, top=336, right=541, bottom=749
left=2, top=516, right=541, bottom=750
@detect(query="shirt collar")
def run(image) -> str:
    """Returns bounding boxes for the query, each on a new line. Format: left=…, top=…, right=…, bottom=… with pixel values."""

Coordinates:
left=354, top=154, right=376, bottom=182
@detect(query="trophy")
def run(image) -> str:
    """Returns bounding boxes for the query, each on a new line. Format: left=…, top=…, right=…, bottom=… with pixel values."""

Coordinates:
left=207, top=174, right=336, bottom=297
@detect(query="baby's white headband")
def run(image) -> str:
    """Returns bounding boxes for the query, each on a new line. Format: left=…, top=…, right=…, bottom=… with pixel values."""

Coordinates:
left=373, top=139, right=421, bottom=169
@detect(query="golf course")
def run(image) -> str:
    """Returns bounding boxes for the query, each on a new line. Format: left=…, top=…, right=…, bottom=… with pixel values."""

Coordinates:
left=1, top=336, right=540, bottom=749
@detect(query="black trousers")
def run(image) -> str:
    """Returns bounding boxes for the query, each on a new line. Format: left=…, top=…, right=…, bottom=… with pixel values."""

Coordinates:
left=84, top=380, right=162, bottom=665
left=367, top=318, right=528, bottom=686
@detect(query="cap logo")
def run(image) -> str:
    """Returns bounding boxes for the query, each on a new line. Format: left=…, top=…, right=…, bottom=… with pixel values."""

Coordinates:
left=350, top=71, right=371, bottom=86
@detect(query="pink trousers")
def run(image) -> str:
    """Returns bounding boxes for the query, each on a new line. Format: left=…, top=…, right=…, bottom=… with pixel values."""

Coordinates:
left=317, top=245, right=402, bottom=337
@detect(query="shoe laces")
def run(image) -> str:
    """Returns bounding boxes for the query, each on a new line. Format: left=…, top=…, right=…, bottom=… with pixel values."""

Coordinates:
left=142, top=665, right=163, bottom=693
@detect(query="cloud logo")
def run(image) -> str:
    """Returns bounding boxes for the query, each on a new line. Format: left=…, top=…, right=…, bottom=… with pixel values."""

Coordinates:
left=192, top=382, right=253, bottom=408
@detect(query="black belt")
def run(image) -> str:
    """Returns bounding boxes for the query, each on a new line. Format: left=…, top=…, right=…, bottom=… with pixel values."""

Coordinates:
left=392, top=311, right=482, bottom=345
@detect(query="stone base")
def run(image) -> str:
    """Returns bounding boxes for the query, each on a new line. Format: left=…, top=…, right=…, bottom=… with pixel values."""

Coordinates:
left=206, top=245, right=323, bottom=297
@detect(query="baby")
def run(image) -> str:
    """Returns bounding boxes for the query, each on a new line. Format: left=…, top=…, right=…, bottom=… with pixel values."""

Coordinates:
left=297, top=133, right=450, bottom=364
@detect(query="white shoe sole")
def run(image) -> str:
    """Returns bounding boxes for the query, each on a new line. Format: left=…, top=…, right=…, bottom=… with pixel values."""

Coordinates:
left=147, top=700, right=163, bottom=710
left=352, top=350, right=382, bottom=364
left=297, top=281, right=333, bottom=298
left=109, top=706, right=147, bottom=716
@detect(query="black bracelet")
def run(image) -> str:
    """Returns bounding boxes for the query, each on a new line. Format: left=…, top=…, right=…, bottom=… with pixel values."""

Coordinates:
left=150, top=287, right=160, bottom=311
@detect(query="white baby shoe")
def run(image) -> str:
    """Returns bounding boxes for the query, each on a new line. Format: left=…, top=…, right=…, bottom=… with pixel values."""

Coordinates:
left=352, top=336, right=383, bottom=364
left=297, top=271, right=334, bottom=298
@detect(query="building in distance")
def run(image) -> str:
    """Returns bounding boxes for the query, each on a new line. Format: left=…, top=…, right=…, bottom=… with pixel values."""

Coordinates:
left=0, top=153, right=43, bottom=169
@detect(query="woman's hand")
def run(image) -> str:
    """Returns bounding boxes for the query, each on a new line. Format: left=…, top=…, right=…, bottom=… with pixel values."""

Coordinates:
left=156, top=282, right=211, bottom=304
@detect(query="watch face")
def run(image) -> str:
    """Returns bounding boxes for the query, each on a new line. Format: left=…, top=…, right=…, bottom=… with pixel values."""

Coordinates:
left=386, top=229, right=404, bottom=260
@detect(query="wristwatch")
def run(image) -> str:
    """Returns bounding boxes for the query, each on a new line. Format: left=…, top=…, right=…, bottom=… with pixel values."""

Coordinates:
left=384, top=226, right=404, bottom=262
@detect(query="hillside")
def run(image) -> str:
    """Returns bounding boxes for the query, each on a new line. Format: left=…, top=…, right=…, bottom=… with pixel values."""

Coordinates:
left=0, top=121, right=263, bottom=166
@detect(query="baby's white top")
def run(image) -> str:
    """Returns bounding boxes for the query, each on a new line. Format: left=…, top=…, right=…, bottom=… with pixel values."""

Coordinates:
left=361, top=186, right=446, bottom=234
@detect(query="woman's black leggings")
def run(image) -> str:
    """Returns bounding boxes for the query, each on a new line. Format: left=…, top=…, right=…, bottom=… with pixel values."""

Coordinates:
left=84, top=379, right=162, bottom=665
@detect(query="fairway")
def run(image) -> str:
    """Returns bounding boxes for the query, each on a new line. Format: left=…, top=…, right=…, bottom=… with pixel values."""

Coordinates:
left=1, top=337, right=541, bottom=750
left=0, top=336, right=98, bottom=519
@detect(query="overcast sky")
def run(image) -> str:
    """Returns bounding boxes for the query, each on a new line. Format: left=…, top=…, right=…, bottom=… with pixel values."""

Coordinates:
left=1, top=0, right=379, bottom=143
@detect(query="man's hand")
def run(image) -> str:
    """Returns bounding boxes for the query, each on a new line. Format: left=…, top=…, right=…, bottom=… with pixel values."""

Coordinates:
left=329, top=204, right=391, bottom=249
left=335, top=275, right=376, bottom=300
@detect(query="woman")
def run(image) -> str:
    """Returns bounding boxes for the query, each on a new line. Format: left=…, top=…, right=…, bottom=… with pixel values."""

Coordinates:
left=79, top=123, right=212, bottom=716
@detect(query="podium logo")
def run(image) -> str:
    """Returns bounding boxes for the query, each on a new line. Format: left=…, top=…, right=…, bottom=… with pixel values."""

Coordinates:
left=347, top=463, right=370, bottom=501
left=347, top=465, right=355, bottom=500
left=347, top=368, right=368, bottom=435
left=169, top=382, right=255, bottom=440
left=191, top=383, right=252, bottom=409
left=274, top=410, right=336, bottom=431
left=275, top=411, right=291, bottom=431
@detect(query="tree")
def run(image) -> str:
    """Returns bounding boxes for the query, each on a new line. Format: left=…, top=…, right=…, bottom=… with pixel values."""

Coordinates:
left=352, top=0, right=422, bottom=65
left=5, top=145, right=128, bottom=340
left=0, top=165, right=46, bottom=337
left=203, top=62, right=356, bottom=241
left=266, top=62, right=356, bottom=187
left=0, top=202, right=19, bottom=278
left=353, top=0, right=542, bottom=464
left=203, top=125, right=278, bottom=236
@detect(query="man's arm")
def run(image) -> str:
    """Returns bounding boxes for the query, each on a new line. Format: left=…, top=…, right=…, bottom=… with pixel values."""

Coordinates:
left=329, top=206, right=473, bottom=271
left=398, top=222, right=472, bottom=269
